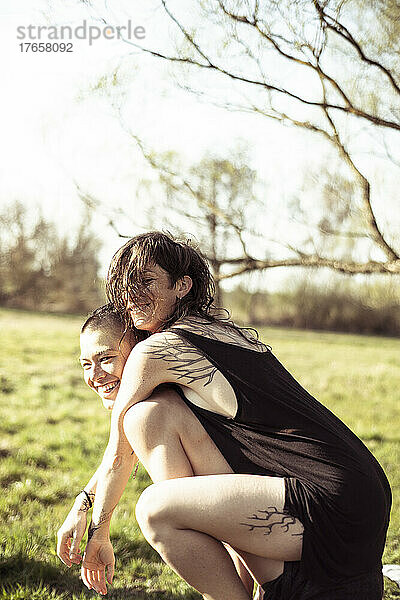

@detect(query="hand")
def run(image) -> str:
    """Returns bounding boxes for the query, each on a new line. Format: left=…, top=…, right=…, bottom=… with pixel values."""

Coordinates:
left=81, top=537, right=115, bottom=595
left=57, top=505, right=88, bottom=567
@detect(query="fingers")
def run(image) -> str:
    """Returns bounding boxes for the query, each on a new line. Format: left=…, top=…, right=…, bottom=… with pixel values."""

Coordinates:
left=87, top=569, right=97, bottom=590
left=97, top=568, right=107, bottom=595
left=82, top=567, right=107, bottom=595
left=57, top=532, right=82, bottom=568
left=57, top=533, right=72, bottom=567
left=81, top=561, right=108, bottom=595
left=69, top=532, right=82, bottom=565
left=80, top=541, right=114, bottom=595
left=81, top=567, right=96, bottom=593
left=107, top=561, right=114, bottom=585
left=81, top=566, right=94, bottom=591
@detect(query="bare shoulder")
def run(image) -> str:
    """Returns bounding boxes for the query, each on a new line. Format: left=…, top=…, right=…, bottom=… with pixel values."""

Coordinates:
left=138, top=330, right=188, bottom=355
left=170, top=317, right=268, bottom=352
left=138, top=329, right=206, bottom=364
left=121, top=333, right=174, bottom=377
left=136, top=329, right=218, bottom=387
left=123, top=332, right=185, bottom=371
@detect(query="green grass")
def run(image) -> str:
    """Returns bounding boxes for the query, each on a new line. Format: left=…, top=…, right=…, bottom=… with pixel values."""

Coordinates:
left=0, top=308, right=399, bottom=599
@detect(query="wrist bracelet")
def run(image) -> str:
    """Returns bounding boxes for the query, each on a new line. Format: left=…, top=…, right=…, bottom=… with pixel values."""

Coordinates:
left=80, top=489, right=93, bottom=508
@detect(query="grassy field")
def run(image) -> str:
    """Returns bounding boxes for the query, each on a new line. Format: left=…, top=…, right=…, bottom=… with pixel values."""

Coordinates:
left=0, top=307, right=399, bottom=599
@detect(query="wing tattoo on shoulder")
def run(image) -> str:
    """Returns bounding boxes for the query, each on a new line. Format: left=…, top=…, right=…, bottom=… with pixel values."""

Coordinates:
left=143, top=335, right=217, bottom=387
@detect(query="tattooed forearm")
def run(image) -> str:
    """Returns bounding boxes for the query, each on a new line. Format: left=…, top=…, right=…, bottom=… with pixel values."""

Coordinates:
left=144, top=337, right=217, bottom=386
left=87, top=520, right=100, bottom=542
left=240, top=507, right=303, bottom=537
left=88, top=504, right=117, bottom=541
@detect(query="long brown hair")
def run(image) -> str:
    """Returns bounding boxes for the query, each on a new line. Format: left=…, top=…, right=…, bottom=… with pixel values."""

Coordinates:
left=106, top=231, right=260, bottom=342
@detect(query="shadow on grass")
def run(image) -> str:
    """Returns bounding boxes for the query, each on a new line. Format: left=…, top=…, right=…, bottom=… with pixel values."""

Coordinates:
left=112, top=530, right=162, bottom=565
left=0, top=423, right=25, bottom=436
left=1, top=554, right=398, bottom=600
left=363, top=433, right=400, bottom=444
left=106, top=585, right=200, bottom=599
left=0, top=553, right=200, bottom=600
left=0, top=448, right=13, bottom=458
left=0, top=553, right=92, bottom=598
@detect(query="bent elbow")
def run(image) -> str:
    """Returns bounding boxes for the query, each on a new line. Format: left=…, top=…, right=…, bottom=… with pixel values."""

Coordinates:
left=101, top=453, right=125, bottom=475
left=111, top=454, right=123, bottom=471
left=111, top=394, right=137, bottom=430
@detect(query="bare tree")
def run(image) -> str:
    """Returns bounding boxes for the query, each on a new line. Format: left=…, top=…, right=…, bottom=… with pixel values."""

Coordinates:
left=71, top=0, right=400, bottom=278
left=151, top=150, right=258, bottom=302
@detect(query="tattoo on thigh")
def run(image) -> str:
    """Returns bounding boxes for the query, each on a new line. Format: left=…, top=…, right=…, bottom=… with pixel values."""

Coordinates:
left=240, top=507, right=303, bottom=537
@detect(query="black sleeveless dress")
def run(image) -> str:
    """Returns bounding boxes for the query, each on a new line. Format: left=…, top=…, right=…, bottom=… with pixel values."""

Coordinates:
left=172, top=329, right=391, bottom=599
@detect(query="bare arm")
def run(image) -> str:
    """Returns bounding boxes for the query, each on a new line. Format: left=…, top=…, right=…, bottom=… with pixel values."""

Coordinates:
left=87, top=338, right=171, bottom=539
left=81, top=332, right=254, bottom=594
left=86, top=329, right=223, bottom=539
left=57, top=467, right=99, bottom=566
left=75, top=467, right=99, bottom=509
left=87, top=432, right=136, bottom=541
left=57, top=454, right=139, bottom=565
left=77, top=447, right=138, bottom=512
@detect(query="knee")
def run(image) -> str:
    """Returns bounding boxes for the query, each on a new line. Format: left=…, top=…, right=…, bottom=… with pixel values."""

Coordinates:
left=135, top=483, right=176, bottom=544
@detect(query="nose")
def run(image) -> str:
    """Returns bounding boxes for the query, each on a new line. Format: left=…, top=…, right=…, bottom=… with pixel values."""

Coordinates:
left=126, top=289, right=149, bottom=310
left=88, top=363, right=107, bottom=385
left=126, top=298, right=136, bottom=310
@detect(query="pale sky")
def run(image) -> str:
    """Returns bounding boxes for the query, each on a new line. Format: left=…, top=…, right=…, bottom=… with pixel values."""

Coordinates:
left=0, top=0, right=398, bottom=289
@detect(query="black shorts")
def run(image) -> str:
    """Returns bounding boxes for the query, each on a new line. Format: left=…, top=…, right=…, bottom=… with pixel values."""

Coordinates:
left=260, top=562, right=383, bottom=600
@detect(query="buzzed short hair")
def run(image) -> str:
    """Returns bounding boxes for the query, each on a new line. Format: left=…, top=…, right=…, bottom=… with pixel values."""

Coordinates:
left=81, top=303, right=148, bottom=346
left=81, top=303, right=124, bottom=334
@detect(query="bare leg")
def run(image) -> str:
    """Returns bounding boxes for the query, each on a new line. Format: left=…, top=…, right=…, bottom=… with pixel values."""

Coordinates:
left=146, top=522, right=251, bottom=600
left=123, top=386, right=233, bottom=481
left=135, top=475, right=303, bottom=600
left=123, top=388, right=291, bottom=598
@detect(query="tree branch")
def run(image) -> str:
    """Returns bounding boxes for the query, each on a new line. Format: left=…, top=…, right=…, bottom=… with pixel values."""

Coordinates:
left=119, top=127, right=254, bottom=256
left=74, top=182, right=136, bottom=238
left=313, top=0, right=400, bottom=96
left=316, top=72, right=399, bottom=261
left=76, top=0, right=400, bottom=132
left=220, top=255, right=400, bottom=278
left=154, top=1, right=400, bottom=131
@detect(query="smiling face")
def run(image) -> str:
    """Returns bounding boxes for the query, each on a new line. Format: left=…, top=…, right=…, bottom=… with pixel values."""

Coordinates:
left=125, top=263, right=192, bottom=332
left=79, top=327, right=133, bottom=411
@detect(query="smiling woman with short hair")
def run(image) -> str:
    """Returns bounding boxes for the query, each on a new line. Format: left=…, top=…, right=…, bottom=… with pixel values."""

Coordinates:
left=78, top=306, right=141, bottom=411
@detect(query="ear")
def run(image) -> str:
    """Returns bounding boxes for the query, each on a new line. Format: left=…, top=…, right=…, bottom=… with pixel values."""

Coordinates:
left=175, top=275, right=193, bottom=299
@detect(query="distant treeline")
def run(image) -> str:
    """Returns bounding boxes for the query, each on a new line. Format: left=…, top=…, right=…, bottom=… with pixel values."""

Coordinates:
left=224, top=278, right=400, bottom=337
left=0, top=202, right=104, bottom=314
left=2, top=203, right=399, bottom=336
